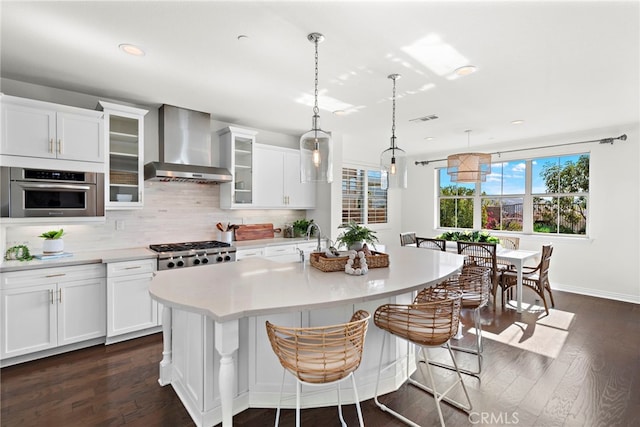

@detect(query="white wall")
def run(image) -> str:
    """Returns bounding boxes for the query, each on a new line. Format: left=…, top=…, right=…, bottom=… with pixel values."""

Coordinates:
left=402, top=123, right=640, bottom=304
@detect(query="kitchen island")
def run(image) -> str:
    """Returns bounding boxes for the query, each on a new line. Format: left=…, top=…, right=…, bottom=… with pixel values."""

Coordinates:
left=149, top=246, right=464, bottom=427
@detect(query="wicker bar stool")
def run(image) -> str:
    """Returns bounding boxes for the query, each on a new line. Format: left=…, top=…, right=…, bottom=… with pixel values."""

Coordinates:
left=420, top=266, right=491, bottom=377
left=373, top=288, right=472, bottom=427
left=266, top=310, right=370, bottom=427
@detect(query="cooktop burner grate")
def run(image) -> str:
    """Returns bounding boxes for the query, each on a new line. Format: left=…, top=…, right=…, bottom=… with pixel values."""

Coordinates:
left=149, top=240, right=232, bottom=252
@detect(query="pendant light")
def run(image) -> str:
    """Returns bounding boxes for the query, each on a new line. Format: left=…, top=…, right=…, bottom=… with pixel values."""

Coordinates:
left=380, top=74, right=407, bottom=189
left=447, top=130, right=491, bottom=182
left=300, top=33, right=333, bottom=183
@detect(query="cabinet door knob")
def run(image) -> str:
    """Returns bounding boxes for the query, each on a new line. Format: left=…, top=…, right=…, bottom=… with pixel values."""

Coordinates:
left=58, top=288, right=62, bottom=303
left=49, top=289, right=54, bottom=305
left=49, top=138, right=54, bottom=153
left=57, top=139, right=62, bottom=154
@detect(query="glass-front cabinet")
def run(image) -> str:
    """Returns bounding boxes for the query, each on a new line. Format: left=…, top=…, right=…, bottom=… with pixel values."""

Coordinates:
left=98, top=101, right=148, bottom=209
left=218, top=126, right=257, bottom=208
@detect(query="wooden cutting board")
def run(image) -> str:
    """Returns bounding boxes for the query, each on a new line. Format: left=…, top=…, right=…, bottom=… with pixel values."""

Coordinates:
left=234, top=223, right=276, bottom=241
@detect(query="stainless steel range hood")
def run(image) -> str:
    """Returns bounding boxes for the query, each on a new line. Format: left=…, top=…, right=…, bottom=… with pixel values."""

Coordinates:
left=144, top=105, right=232, bottom=184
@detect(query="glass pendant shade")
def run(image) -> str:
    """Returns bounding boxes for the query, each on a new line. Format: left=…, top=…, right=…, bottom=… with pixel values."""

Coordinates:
left=381, top=142, right=408, bottom=189
left=300, top=115, right=333, bottom=183
left=300, top=32, right=333, bottom=183
left=380, top=73, right=407, bottom=190
left=447, top=152, right=492, bottom=182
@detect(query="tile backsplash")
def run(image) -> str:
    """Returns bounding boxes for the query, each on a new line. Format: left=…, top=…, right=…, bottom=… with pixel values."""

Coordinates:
left=3, top=181, right=306, bottom=254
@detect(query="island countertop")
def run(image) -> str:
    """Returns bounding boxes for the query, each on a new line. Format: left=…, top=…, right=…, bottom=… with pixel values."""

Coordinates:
left=149, top=246, right=465, bottom=322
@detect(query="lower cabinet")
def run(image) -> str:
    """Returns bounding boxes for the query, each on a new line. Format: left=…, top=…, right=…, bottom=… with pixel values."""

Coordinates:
left=106, top=259, right=159, bottom=341
left=0, top=264, right=106, bottom=360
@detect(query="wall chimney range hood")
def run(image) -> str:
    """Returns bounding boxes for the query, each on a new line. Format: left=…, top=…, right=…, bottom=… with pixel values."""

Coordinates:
left=144, top=105, right=232, bottom=184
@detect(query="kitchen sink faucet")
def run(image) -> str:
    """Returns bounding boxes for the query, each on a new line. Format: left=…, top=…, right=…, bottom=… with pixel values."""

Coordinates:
left=306, top=223, right=322, bottom=252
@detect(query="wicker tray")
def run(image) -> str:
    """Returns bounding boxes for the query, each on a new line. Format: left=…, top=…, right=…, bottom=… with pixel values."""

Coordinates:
left=310, top=251, right=389, bottom=272
left=110, top=171, right=138, bottom=185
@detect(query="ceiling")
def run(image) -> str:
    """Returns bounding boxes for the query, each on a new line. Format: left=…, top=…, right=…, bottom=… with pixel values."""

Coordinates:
left=1, top=1, right=638, bottom=157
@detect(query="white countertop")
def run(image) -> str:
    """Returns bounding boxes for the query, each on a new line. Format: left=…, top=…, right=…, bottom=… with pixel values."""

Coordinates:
left=0, top=247, right=157, bottom=272
left=149, top=246, right=465, bottom=322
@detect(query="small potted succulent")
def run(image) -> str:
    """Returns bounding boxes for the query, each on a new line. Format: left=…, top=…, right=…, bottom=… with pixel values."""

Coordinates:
left=336, top=222, right=379, bottom=250
left=39, top=229, right=65, bottom=254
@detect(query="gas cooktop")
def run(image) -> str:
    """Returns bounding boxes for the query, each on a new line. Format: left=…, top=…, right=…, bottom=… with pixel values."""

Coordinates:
left=149, top=240, right=236, bottom=270
left=149, top=240, right=232, bottom=253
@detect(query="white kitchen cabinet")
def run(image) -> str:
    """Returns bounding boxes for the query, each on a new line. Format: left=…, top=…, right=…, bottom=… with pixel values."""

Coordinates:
left=253, top=144, right=315, bottom=209
left=218, top=126, right=258, bottom=209
left=236, top=247, right=265, bottom=260
left=98, top=101, right=148, bottom=209
left=0, top=95, right=104, bottom=164
left=0, top=264, right=106, bottom=360
left=106, top=258, right=158, bottom=342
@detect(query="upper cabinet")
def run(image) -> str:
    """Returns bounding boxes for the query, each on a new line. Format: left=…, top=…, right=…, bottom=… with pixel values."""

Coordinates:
left=98, top=101, right=148, bottom=210
left=218, top=126, right=257, bottom=209
left=253, top=144, right=315, bottom=209
left=0, top=95, right=104, bottom=168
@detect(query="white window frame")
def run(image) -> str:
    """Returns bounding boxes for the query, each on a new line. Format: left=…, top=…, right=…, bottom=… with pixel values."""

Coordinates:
left=341, top=165, right=388, bottom=227
left=436, top=153, right=590, bottom=237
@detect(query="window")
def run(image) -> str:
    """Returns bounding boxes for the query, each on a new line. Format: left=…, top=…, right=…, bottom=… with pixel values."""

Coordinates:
left=342, top=167, right=388, bottom=225
left=437, top=153, right=589, bottom=236
left=481, top=160, right=525, bottom=231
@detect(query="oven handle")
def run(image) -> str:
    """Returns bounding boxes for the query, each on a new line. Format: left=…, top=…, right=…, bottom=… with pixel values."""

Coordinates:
left=17, top=183, right=91, bottom=191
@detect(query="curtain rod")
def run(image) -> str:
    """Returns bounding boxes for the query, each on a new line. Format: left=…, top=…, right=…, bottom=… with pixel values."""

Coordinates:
left=414, top=133, right=628, bottom=166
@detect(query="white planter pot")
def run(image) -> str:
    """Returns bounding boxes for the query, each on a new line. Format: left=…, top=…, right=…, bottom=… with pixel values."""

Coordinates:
left=42, top=239, right=64, bottom=254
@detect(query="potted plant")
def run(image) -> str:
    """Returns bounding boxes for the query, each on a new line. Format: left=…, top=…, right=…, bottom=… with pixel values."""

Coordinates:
left=292, top=219, right=314, bottom=238
left=39, top=229, right=65, bottom=254
left=336, top=222, right=379, bottom=250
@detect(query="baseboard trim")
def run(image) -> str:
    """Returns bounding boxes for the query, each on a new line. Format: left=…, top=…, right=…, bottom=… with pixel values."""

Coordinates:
left=552, top=283, right=640, bottom=304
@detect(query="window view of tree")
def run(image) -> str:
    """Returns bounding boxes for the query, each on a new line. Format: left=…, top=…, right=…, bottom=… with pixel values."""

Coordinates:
left=439, top=172, right=474, bottom=228
left=533, top=155, right=588, bottom=234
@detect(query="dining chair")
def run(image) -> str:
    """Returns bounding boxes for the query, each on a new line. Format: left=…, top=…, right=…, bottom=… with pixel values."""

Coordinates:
left=420, top=266, right=491, bottom=376
left=266, top=310, right=370, bottom=427
left=497, top=236, right=520, bottom=271
left=416, top=237, right=447, bottom=251
left=456, top=241, right=499, bottom=309
left=373, top=288, right=472, bottom=427
left=500, top=244, right=555, bottom=314
left=399, top=232, right=417, bottom=246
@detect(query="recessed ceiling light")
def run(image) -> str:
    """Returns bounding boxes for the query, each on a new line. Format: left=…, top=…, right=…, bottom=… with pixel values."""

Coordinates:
left=119, top=43, right=145, bottom=57
left=333, top=110, right=346, bottom=116
left=511, top=119, right=525, bottom=125
left=237, top=35, right=248, bottom=41
left=424, top=137, right=435, bottom=141
left=454, top=65, right=477, bottom=76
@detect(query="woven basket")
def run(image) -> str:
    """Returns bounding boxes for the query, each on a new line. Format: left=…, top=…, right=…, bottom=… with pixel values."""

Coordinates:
left=110, top=171, right=138, bottom=185
left=310, top=251, right=389, bottom=272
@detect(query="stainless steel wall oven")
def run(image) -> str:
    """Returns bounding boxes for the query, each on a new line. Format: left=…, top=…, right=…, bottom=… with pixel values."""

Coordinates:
left=1, top=167, right=105, bottom=218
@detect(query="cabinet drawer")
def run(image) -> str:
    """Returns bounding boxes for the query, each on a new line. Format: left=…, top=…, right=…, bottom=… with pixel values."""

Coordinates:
left=1, top=263, right=105, bottom=289
left=107, top=259, right=156, bottom=277
left=264, top=245, right=297, bottom=257
left=236, top=248, right=265, bottom=260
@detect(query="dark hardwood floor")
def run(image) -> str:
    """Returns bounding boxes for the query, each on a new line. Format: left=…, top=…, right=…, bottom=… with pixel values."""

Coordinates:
left=1, top=290, right=638, bottom=426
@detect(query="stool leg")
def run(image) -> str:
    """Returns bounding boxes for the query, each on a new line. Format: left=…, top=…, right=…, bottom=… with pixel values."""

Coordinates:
left=351, top=373, right=365, bottom=427
left=419, top=347, right=446, bottom=427
left=295, top=380, right=301, bottom=427
left=337, top=381, right=346, bottom=427
left=274, top=369, right=285, bottom=426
